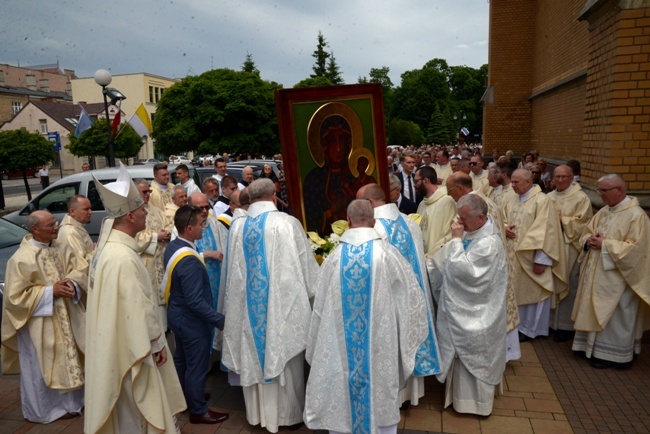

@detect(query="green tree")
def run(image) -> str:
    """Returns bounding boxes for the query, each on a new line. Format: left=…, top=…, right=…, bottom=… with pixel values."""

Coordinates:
left=325, top=51, right=343, bottom=84
left=359, top=66, right=394, bottom=122
left=67, top=119, right=144, bottom=162
left=0, top=129, right=56, bottom=200
left=152, top=68, right=282, bottom=157
left=391, top=59, right=452, bottom=131
left=311, top=31, right=330, bottom=78
left=242, top=52, right=260, bottom=76
left=387, top=119, right=424, bottom=147
left=426, top=104, right=454, bottom=145
left=294, top=76, right=334, bottom=88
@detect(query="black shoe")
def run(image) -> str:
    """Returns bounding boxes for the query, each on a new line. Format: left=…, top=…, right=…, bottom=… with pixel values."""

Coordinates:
left=189, top=409, right=229, bottom=424
left=400, top=400, right=411, bottom=411
left=573, top=350, right=587, bottom=358
left=590, top=357, right=614, bottom=369
left=553, top=329, right=575, bottom=342
left=287, top=422, right=304, bottom=431
left=518, top=332, right=531, bottom=342
left=614, top=361, right=633, bottom=371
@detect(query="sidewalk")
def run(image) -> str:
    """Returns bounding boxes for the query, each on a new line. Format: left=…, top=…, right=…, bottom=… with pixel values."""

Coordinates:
left=1, top=333, right=648, bottom=433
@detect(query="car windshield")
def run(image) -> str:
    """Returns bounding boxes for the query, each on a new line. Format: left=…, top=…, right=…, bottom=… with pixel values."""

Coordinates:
left=0, top=218, right=28, bottom=249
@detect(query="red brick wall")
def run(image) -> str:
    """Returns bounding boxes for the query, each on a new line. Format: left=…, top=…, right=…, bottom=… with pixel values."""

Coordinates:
left=530, top=77, right=587, bottom=160
left=483, top=0, right=536, bottom=155
left=582, top=7, right=650, bottom=189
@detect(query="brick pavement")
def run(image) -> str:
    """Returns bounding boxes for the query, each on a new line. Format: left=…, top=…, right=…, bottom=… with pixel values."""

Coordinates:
left=0, top=333, right=648, bottom=433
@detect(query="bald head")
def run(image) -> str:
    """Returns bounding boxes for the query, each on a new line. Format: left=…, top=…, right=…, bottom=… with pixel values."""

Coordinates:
left=511, top=169, right=533, bottom=195
left=356, top=183, right=386, bottom=208
left=188, top=192, right=209, bottom=208
left=446, top=172, right=474, bottom=202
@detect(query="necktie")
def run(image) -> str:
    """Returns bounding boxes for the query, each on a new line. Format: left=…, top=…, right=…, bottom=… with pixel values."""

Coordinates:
left=407, top=174, right=414, bottom=201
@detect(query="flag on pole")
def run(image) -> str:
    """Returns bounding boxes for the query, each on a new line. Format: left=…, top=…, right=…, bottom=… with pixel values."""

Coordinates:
left=127, top=103, right=153, bottom=137
left=111, top=100, right=122, bottom=137
left=74, top=104, right=94, bottom=138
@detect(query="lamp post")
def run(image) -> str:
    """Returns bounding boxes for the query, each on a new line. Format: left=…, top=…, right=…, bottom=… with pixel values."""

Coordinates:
left=453, top=112, right=467, bottom=141
left=94, top=69, right=126, bottom=167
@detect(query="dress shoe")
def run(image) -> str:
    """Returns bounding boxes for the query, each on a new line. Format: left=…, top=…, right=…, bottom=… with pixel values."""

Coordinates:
left=573, top=350, right=587, bottom=358
left=57, top=412, right=79, bottom=420
left=518, top=332, right=531, bottom=343
left=189, top=409, right=229, bottom=424
left=590, top=357, right=613, bottom=369
left=553, top=329, right=575, bottom=342
left=287, top=422, right=304, bottom=431
left=614, top=360, right=633, bottom=371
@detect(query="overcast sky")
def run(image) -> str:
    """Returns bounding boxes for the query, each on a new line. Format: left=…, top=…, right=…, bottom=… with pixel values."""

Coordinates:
left=1, top=0, right=490, bottom=87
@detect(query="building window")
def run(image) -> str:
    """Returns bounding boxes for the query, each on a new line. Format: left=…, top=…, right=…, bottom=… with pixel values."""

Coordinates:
left=12, top=102, right=22, bottom=114
left=155, top=87, right=160, bottom=103
left=149, top=86, right=154, bottom=103
left=39, top=119, right=48, bottom=134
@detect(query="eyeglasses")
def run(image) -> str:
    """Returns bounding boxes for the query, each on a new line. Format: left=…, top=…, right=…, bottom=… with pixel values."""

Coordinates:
left=468, top=162, right=479, bottom=166
left=141, top=189, right=152, bottom=194
left=185, top=206, right=199, bottom=229
left=197, top=205, right=211, bottom=211
left=531, top=171, right=541, bottom=174
left=597, top=186, right=618, bottom=194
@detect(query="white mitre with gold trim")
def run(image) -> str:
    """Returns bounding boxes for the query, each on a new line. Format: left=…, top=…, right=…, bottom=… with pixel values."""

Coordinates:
left=92, top=163, right=144, bottom=258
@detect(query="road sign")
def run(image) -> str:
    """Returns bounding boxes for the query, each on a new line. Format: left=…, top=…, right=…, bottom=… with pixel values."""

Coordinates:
left=47, top=131, right=61, bottom=151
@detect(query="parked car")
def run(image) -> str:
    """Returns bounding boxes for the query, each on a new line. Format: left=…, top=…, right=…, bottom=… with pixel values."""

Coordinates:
left=134, top=158, right=161, bottom=165
left=193, top=160, right=281, bottom=186
left=0, top=217, right=30, bottom=321
left=169, top=155, right=191, bottom=165
left=4, top=164, right=194, bottom=237
left=1, top=168, right=40, bottom=180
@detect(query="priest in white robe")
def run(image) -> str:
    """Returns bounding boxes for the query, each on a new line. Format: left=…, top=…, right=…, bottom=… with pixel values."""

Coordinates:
left=57, top=194, right=94, bottom=290
left=1, top=210, right=86, bottom=424
left=85, top=163, right=186, bottom=433
left=547, top=165, right=593, bottom=342
left=503, top=169, right=567, bottom=341
left=572, top=174, right=650, bottom=369
left=432, top=194, right=507, bottom=416
left=357, top=184, right=440, bottom=407
left=304, top=200, right=428, bottom=434
left=222, top=179, right=320, bottom=433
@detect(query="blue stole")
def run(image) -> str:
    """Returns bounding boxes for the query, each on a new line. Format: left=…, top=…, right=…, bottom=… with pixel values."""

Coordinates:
left=195, top=224, right=221, bottom=313
left=378, top=215, right=441, bottom=376
left=243, top=212, right=271, bottom=381
left=341, top=241, right=373, bottom=434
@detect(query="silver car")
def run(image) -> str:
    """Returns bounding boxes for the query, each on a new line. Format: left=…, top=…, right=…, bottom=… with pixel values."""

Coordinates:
left=3, top=164, right=193, bottom=237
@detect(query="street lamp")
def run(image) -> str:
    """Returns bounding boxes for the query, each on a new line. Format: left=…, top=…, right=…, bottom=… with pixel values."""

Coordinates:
left=94, top=69, right=126, bottom=167
left=453, top=112, right=467, bottom=141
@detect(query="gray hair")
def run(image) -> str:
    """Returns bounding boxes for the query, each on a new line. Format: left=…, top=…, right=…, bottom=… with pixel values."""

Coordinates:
left=347, top=199, right=374, bottom=227
left=598, top=174, right=624, bottom=185
left=249, top=178, right=276, bottom=201
left=26, top=214, right=40, bottom=232
left=389, top=174, right=402, bottom=189
left=457, top=194, right=488, bottom=217
left=172, top=185, right=186, bottom=198
left=133, top=178, right=149, bottom=187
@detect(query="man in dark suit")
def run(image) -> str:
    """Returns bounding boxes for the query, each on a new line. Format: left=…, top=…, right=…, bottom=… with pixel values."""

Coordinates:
left=388, top=174, right=418, bottom=214
left=163, top=205, right=228, bottom=425
left=396, top=153, right=421, bottom=206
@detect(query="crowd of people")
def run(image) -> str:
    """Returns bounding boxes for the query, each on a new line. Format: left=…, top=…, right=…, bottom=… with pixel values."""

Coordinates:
left=1, top=147, right=649, bottom=433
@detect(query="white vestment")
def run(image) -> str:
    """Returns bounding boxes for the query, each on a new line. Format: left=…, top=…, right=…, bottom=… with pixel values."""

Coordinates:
left=222, top=201, right=320, bottom=433
left=431, top=218, right=507, bottom=416
left=372, top=203, right=440, bottom=405
left=2, top=237, right=85, bottom=423
left=304, top=228, right=428, bottom=434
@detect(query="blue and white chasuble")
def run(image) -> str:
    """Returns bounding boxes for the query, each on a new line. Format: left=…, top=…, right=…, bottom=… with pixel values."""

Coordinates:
left=305, top=227, right=428, bottom=434
left=378, top=214, right=441, bottom=377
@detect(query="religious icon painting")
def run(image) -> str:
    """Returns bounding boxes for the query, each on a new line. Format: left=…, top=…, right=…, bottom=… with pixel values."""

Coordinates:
left=275, top=83, right=389, bottom=236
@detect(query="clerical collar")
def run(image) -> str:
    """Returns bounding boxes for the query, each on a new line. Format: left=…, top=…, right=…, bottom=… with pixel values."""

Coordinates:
left=155, top=181, right=168, bottom=191
left=519, top=187, right=533, bottom=202
left=29, top=237, right=51, bottom=249
left=611, top=196, right=631, bottom=209
left=177, top=236, right=197, bottom=250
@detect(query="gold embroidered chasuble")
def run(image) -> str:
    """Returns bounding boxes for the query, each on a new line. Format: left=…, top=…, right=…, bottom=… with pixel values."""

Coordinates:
left=572, top=197, right=650, bottom=333
left=502, top=185, right=568, bottom=307
left=1, top=236, right=85, bottom=389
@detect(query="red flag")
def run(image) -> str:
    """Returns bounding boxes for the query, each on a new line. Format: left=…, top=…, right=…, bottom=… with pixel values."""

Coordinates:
left=111, top=100, right=122, bottom=137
